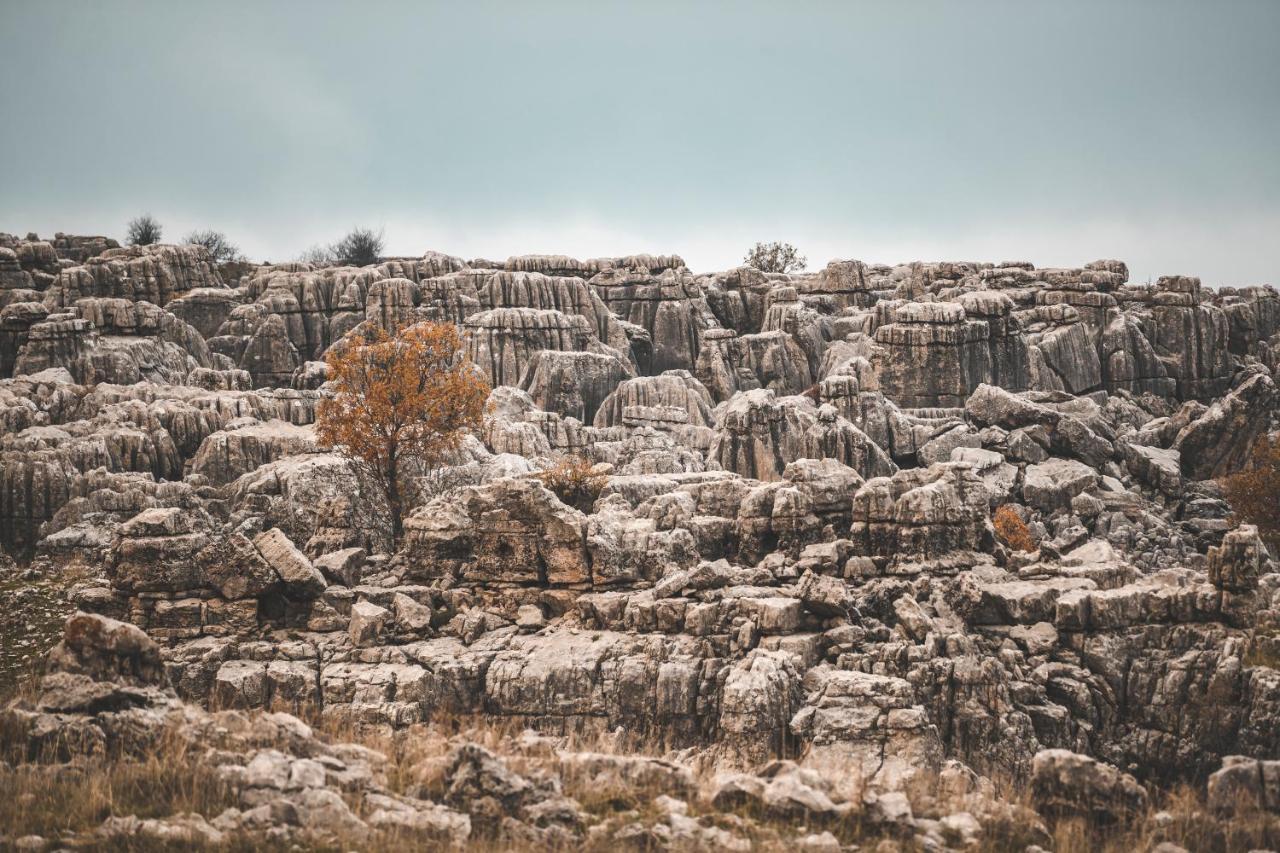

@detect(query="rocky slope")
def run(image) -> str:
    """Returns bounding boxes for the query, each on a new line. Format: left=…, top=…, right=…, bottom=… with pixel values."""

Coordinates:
left=3, top=235, right=1280, bottom=850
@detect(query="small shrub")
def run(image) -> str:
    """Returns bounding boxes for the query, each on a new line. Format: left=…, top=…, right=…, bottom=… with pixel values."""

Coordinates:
left=536, top=457, right=606, bottom=513
left=1221, top=433, right=1280, bottom=547
left=994, top=504, right=1036, bottom=552
left=744, top=241, right=806, bottom=273
left=126, top=214, right=162, bottom=246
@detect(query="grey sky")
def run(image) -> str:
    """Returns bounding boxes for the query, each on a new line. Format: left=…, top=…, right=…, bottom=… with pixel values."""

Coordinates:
left=4, top=0, right=1278, bottom=284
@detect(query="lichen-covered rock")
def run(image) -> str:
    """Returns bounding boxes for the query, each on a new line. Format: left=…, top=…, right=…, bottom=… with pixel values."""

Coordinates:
left=1206, top=756, right=1280, bottom=814
left=519, top=349, right=632, bottom=423
left=45, top=611, right=165, bottom=687
left=708, top=390, right=895, bottom=482
left=47, top=244, right=225, bottom=308
left=589, top=267, right=715, bottom=374
left=594, top=371, right=716, bottom=428
left=191, top=419, right=316, bottom=485
left=464, top=307, right=599, bottom=387
left=1022, top=458, right=1098, bottom=511
left=850, top=462, right=991, bottom=558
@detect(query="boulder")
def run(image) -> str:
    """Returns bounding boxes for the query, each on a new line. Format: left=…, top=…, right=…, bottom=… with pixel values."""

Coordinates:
left=1174, top=370, right=1276, bottom=480
left=1022, top=458, right=1098, bottom=512
left=1030, top=749, right=1148, bottom=823
left=349, top=600, right=390, bottom=647
left=1207, top=524, right=1268, bottom=593
left=254, top=528, right=327, bottom=599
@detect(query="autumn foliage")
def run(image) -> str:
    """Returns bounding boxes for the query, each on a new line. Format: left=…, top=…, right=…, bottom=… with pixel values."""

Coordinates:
left=993, top=504, right=1036, bottom=552
left=1220, top=433, right=1280, bottom=547
left=316, top=322, right=489, bottom=544
left=535, top=456, right=607, bottom=513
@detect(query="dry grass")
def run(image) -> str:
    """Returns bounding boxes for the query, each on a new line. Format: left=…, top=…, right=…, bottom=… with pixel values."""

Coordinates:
left=254, top=713, right=1280, bottom=852
left=979, top=777, right=1280, bottom=853
left=5, top=682, right=1280, bottom=851
left=0, top=726, right=236, bottom=841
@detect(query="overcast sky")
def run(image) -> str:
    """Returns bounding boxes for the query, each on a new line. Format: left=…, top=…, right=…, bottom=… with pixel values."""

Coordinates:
left=3, top=0, right=1278, bottom=284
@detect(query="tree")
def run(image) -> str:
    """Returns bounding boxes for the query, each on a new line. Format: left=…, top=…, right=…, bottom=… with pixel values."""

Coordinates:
left=744, top=241, right=806, bottom=273
left=184, top=229, right=243, bottom=265
left=332, top=227, right=385, bottom=267
left=316, top=322, right=490, bottom=545
left=126, top=215, right=163, bottom=246
left=297, top=244, right=336, bottom=265
left=1221, top=434, right=1280, bottom=547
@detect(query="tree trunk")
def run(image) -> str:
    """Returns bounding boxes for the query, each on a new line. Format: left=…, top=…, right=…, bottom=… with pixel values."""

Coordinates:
left=386, top=444, right=403, bottom=547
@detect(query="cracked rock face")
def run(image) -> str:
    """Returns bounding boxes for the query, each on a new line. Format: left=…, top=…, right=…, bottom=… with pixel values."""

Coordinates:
left=4, top=240, right=1280, bottom=848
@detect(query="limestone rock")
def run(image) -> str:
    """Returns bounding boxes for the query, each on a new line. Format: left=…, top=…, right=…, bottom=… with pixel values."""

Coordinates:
left=313, top=547, right=366, bottom=587
left=1207, top=524, right=1268, bottom=592
left=1022, top=458, right=1098, bottom=512
left=1031, top=749, right=1148, bottom=823
left=45, top=611, right=165, bottom=687
left=349, top=600, right=389, bottom=647
left=253, top=528, right=327, bottom=599
left=1174, top=370, right=1276, bottom=480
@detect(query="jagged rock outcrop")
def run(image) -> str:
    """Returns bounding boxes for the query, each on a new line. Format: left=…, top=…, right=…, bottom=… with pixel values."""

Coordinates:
left=589, top=267, right=716, bottom=374
left=400, top=478, right=591, bottom=586
left=593, top=370, right=716, bottom=429
left=47, top=243, right=225, bottom=308
left=1173, top=368, right=1276, bottom=479
left=708, top=389, right=895, bottom=482
left=518, top=349, right=633, bottom=423
left=463, top=307, right=599, bottom=387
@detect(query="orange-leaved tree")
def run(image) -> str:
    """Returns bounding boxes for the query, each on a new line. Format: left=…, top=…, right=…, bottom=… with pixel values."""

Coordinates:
left=1220, top=433, right=1280, bottom=547
left=316, top=322, right=489, bottom=545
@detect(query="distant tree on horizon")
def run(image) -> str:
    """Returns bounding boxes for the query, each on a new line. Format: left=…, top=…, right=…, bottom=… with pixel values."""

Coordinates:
left=126, top=214, right=162, bottom=246
left=296, top=227, right=385, bottom=267
left=184, top=229, right=243, bottom=265
left=332, top=227, right=385, bottom=267
left=744, top=241, right=806, bottom=273
left=297, top=244, right=336, bottom=265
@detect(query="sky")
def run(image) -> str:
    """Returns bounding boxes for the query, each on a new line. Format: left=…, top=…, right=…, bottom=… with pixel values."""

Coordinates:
left=3, top=0, right=1279, bottom=285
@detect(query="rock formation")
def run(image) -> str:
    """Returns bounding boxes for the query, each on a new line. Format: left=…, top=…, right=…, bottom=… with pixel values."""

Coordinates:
left=3, top=241, right=1280, bottom=850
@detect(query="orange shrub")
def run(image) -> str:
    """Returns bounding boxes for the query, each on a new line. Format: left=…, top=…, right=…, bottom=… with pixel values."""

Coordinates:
left=994, top=504, right=1036, bottom=552
left=536, top=457, right=606, bottom=513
